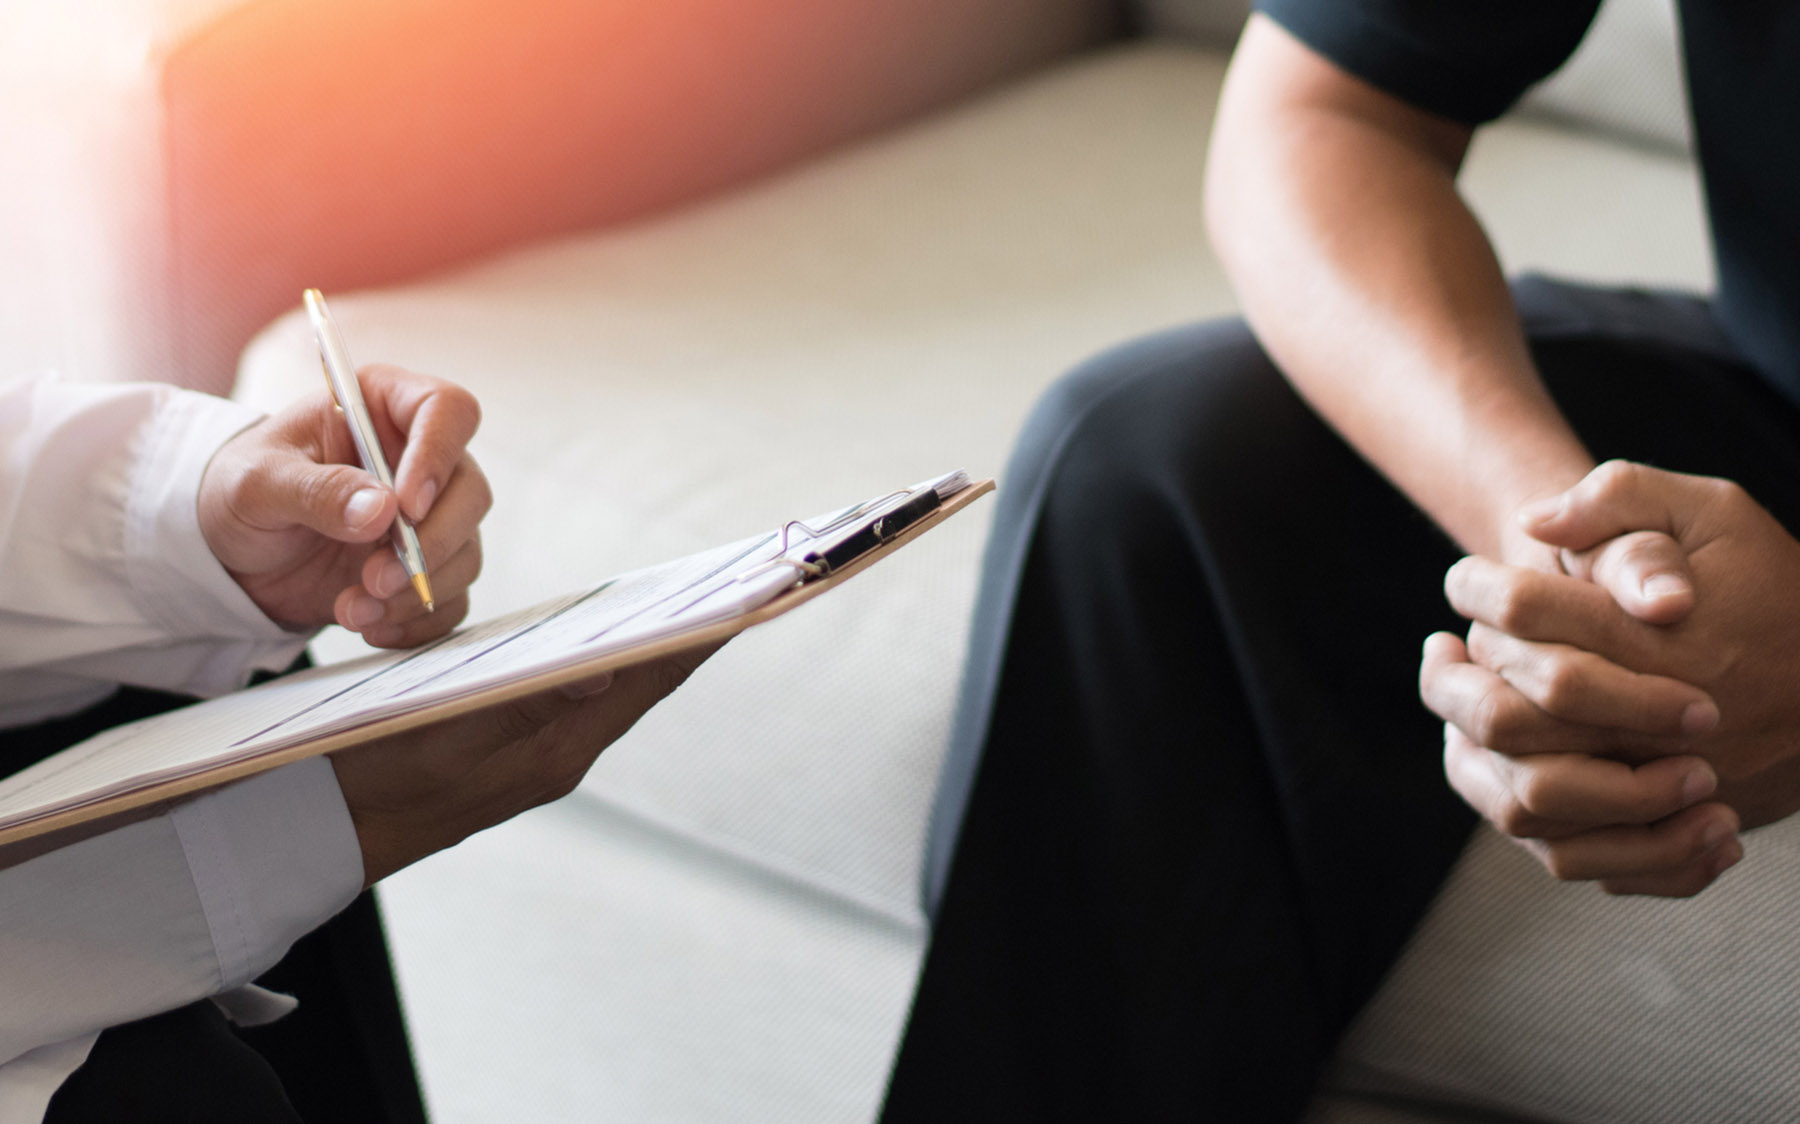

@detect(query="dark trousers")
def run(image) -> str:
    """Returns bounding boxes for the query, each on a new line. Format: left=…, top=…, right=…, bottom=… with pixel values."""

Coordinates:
left=3, top=678, right=427, bottom=1124
left=881, top=277, right=1800, bottom=1122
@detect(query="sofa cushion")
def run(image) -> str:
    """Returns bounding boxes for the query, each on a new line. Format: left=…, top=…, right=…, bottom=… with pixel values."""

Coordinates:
left=1312, top=818, right=1800, bottom=1123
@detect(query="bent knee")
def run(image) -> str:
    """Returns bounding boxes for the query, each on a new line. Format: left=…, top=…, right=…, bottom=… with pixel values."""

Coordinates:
left=1013, top=320, right=1298, bottom=520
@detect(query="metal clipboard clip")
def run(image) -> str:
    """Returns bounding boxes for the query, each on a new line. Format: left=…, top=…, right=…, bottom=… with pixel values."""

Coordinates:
left=663, top=489, right=922, bottom=619
left=731, top=484, right=942, bottom=587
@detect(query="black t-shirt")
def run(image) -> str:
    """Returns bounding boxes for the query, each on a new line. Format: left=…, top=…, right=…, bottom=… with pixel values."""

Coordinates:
left=1257, top=0, right=1800, bottom=406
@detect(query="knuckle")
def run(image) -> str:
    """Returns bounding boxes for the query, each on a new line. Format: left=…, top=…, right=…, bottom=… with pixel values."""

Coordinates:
left=468, top=460, right=494, bottom=517
left=300, top=468, right=349, bottom=518
left=1592, top=459, right=1637, bottom=499
left=1512, top=770, right=1556, bottom=819
left=1659, top=870, right=1712, bottom=899
left=1542, top=848, right=1581, bottom=882
left=1489, top=584, right=1538, bottom=635
left=412, top=750, right=468, bottom=791
left=650, top=657, right=698, bottom=697
left=1442, top=558, right=1478, bottom=610
left=492, top=694, right=564, bottom=744
left=1654, top=831, right=1706, bottom=871
left=216, top=460, right=258, bottom=517
left=1631, top=785, right=1680, bottom=823
left=1536, top=655, right=1585, bottom=715
left=1491, top=798, right=1536, bottom=839
left=1709, top=476, right=1747, bottom=507
left=454, top=388, right=483, bottom=433
left=543, top=768, right=584, bottom=803
left=1418, top=665, right=1441, bottom=712
left=1470, top=687, right=1524, bottom=748
left=1463, top=623, right=1495, bottom=664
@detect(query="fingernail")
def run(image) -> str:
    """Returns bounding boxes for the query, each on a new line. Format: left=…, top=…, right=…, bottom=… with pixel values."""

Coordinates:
left=1642, top=573, right=1690, bottom=601
left=346, top=488, right=386, bottom=531
left=1681, top=768, right=1716, bottom=806
left=344, top=596, right=384, bottom=630
left=1517, top=495, right=1565, bottom=526
left=415, top=479, right=439, bottom=519
left=1699, top=820, right=1732, bottom=851
left=1681, top=700, right=1721, bottom=736
left=560, top=670, right=614, bottom=700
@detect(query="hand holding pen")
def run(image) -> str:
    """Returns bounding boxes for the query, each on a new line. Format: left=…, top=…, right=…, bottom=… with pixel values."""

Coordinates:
left=197, top=293, right=492, bottom=647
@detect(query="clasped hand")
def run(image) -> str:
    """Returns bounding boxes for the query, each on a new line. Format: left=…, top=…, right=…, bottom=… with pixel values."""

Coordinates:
left=1420, top=460, right=1800, bottom=897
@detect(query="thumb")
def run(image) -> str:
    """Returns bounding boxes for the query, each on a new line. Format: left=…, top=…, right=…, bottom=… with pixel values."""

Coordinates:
left=1565, top=530, right=1696, bottom=625
left=239, top=452, right=397, bottom=543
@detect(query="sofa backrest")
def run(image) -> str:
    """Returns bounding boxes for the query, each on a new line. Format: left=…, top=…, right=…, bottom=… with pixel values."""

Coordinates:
left=3, top=0, right=1115, bottom=396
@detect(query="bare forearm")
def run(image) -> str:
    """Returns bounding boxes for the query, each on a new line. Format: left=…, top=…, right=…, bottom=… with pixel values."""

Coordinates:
left=1206, top=17, right=1593, bottom=558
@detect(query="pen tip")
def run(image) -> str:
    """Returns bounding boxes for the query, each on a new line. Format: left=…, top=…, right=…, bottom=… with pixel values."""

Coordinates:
left=411, top=573, right=436, bottom=614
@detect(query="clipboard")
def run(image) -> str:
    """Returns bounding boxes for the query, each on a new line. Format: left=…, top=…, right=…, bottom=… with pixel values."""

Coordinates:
left=0, top=473, right=994, bottom=861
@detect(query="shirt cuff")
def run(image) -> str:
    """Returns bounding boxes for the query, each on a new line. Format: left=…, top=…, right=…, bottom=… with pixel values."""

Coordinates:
left=124, top=389, right=313, bottom=695
left=171, top=756, right=365, bottom=992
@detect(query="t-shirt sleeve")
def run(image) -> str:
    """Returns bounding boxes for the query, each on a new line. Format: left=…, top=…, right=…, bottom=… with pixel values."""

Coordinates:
left=1255, top=0, right=1604, bottom=125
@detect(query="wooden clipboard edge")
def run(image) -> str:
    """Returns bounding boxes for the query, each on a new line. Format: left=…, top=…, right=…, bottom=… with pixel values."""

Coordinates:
left=0, top=478, right=996, bottom=859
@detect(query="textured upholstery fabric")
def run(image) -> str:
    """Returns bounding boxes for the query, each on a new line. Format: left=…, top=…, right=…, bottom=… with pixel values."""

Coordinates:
left=1313, top=819, right=1800, bottom=1123
left=1520, top=0, right=1691, bottom=155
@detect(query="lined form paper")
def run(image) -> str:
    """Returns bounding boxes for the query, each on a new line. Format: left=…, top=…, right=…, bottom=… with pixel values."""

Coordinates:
left=0, top=472, right=973, bottom=836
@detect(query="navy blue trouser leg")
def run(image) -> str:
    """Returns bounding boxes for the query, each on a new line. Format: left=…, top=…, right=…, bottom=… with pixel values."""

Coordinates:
left=886, top=278, right=1800, bottom=1122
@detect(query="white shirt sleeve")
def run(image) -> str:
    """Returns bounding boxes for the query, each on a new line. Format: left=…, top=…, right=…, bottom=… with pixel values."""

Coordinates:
left=0, top=373, right=370, bottom=1117
left=0, top=372, right=313, bottom=727
left=0, top=758, right=365, bottom=1119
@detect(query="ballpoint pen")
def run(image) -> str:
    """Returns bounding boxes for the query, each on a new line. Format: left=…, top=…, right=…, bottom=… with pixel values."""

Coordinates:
left=303, top=288, right=436, bottom=612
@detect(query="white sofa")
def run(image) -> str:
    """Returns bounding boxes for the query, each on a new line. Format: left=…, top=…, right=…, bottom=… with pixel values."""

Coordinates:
left=15, top=0, right=1800, bottom=1120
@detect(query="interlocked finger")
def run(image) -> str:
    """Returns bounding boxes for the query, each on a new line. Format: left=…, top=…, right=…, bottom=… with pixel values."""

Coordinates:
left=1421, top=632, right=1621, bottom=756
left=1521, top=802, right=1740, bottom=885
left=1464, top=623, right=1717, bottom=737
left=1444, top=555, right=1663, bottom=671
left=1442, top=723, right=1717, bottom=840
